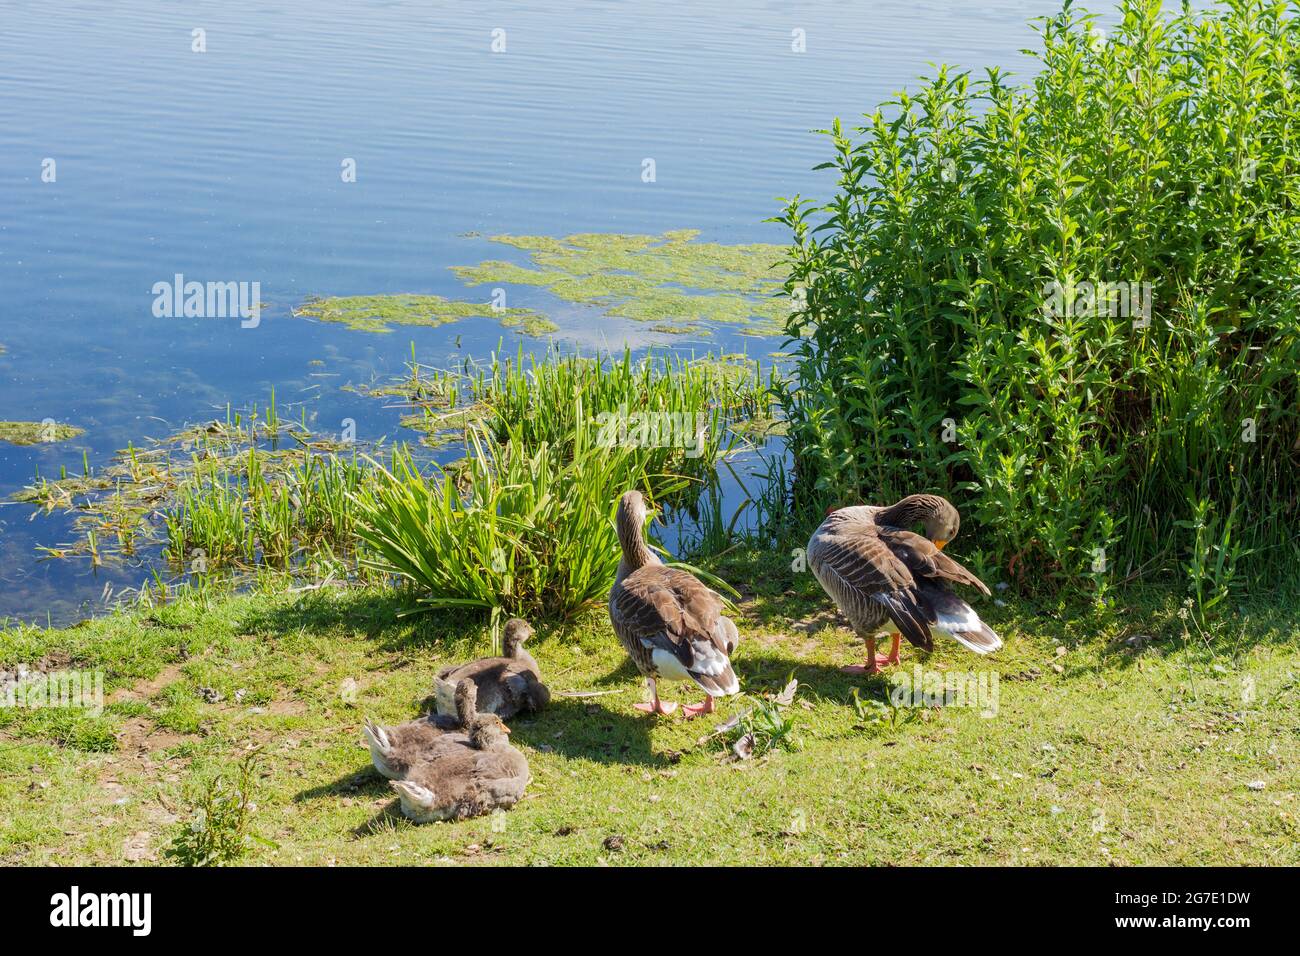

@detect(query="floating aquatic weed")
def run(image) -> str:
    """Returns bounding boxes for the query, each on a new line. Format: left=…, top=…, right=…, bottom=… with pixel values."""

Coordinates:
left=296, top=232, right=789, bottom=339
left=10, top=393, right=382, bottom=575
left=0, top=422, right=85, bottom=446
left=292, top=293, right=551, bottom=335
left=452, top=230, right=789, bottom=335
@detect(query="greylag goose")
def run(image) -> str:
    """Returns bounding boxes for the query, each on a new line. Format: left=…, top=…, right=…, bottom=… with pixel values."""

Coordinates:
left=362, top=680, right=475, bottom=780
left=433, top=618, right=550, bottom=720
left=390, top=680, right=530, bottom=823
left=808, top=494, right=1000, bottom=674
left=608, top=489, right=740, bottom=718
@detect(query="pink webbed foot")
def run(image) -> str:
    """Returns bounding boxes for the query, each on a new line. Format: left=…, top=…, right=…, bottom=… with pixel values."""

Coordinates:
left=840, top=661, right=883, bottom=676
left=681, top=697, right=716, bottom=719
left=634, top=699, right=678, bottom=715
left=842, top=636, right=900, bottom=675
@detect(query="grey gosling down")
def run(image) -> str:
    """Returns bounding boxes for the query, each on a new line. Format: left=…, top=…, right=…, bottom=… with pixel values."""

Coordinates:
left=807, top=494, right=1001, bottom=675
left=390, top=680, right=531, bottom=823
left=433, top=617, right=550, bottom=719
left=608, top=490, right=740, bottom=718
left=362, top=680, right=477, bottom=780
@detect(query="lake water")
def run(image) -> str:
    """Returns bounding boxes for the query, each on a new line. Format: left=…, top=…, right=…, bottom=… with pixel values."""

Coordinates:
left=0, top=0, right=1062, bottom=624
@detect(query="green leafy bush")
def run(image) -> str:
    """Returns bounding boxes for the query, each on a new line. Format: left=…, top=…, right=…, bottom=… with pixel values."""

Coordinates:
left=775, top=0, right=1300, bottom=600
left=166, top=750, right=272, bottom=866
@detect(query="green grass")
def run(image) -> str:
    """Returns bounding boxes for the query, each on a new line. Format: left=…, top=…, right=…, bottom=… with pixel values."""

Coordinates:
left=354, top=423, right=663, bottom=620
left=352, top=348, right=772, bottom=619
left=2, top=554, right=1295, bottom=866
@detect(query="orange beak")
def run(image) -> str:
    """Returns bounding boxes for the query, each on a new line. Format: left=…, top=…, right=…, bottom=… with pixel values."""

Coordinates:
left=502, top=724, right=512, bottom=735
left=934, top=539, right=949, bottom=551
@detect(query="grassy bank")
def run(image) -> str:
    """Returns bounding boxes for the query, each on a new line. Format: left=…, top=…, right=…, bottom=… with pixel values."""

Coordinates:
left=2, top=551, right=1295, bottom=866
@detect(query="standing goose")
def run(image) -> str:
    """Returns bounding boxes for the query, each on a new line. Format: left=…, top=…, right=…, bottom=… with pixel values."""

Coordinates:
left=608, top=490, right=740, bottom=718
left=808, top=494, right=1000, bottom=674
left=432, top=618, right=550, bottom=720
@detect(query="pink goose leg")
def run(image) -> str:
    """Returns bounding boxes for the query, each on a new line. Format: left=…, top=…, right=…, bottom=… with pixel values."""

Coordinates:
left=682, top=696, right=715, bottom=719
left=633, top=677, right=678, bottom=715
left=840, top=635, right=902, bottom=675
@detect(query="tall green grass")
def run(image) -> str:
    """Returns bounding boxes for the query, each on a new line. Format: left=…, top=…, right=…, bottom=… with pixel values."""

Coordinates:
left=353, top=349, right=772, bottom=618
left=774, top=0, right=1300, bottom=607
left=158, top=351, right=772, bottom=617
left=163, top=452, right=369, bottom=572
left=355, top=414, right=683, bottom=620
left=408, top=347, right=769, bottom=499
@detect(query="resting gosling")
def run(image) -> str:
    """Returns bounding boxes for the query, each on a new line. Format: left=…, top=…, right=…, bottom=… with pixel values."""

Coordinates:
left=362, top=680, right=477, bottom=780
left=390, top=681, right=530, bottom=823
left=433, top=618, right=550, bottom=720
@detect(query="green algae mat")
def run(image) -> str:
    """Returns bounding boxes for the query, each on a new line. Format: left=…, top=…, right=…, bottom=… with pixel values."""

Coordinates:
left=0, top=422, right=84, bottom=446
left=296, top=231, right=789, bottom=338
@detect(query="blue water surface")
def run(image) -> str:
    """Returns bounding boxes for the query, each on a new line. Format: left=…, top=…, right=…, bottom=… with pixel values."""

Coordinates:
left=0, top=0, right=1062, bottom=623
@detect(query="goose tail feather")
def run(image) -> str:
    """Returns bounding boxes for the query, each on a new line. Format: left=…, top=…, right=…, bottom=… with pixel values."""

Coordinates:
left=690, top=662, right=740, bottom=698
left=391, top=780, right=436, bottom=815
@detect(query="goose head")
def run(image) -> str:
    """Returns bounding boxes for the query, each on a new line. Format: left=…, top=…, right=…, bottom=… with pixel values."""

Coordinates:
left=470, top=712, right=512, bottom=750
left=502, top=618, right=534, bottom=658
left=878, top=494, right=961, bottom=550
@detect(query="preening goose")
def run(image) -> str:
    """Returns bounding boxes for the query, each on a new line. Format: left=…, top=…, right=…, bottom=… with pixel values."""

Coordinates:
left=608, top=490, right=740, bottom=718
left=808, top=494, right=1001, bottom=674
left=390, top=680, right=531, bottom=823
left=433, top=618, right=551, bottom=720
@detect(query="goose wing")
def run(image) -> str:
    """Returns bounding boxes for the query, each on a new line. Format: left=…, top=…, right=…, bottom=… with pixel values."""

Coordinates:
left=873, top=527, right=991, bottom=596
left=812, top=519, right=993, bottom=651
left=811, top=523, right=933, bottom=649
left=610, top=565, right=739, bottom=695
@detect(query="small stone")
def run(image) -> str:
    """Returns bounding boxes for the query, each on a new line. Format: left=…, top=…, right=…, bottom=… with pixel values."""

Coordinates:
left=339, top=677, right=359, bottom=704
left=1247, top=780, right=1267, bottom=791
left=123, top=832, right=155, bottom=862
